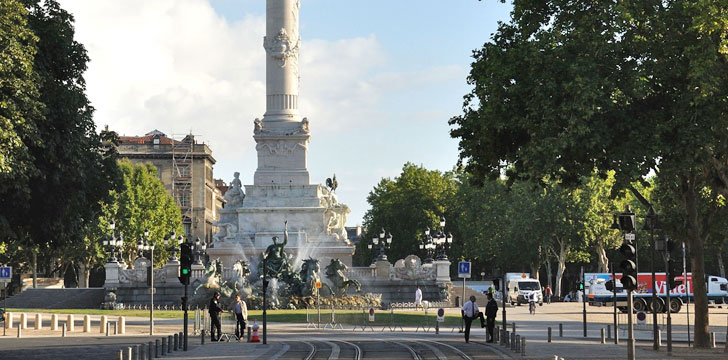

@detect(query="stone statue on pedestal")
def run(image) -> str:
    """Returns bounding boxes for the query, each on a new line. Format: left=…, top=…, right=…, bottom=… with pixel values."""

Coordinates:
left=261, top=221, right=293, bottom=278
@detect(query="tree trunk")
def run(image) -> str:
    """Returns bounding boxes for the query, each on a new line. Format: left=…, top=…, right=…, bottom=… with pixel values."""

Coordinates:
left=531, top=263, right=540, bottom=280
left=596, top=240, right=608, bottom=273
left=77, top=262, right=90, bottom=288
left=32, top=250, right=37, bottom=289
left=718, top=252, right=725, bottom=279
left=683, top=175, right=710, bottom=348
left=546, top=260, right=553, bottom=290
left=554, top=238, right=570, bottom=298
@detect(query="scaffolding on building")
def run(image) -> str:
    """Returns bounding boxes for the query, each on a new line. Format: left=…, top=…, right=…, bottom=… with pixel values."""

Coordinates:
left=172, top=134, right=195, bottom=235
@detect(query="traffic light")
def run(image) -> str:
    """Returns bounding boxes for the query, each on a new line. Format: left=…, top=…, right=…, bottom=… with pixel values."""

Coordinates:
left=668, top=259, right=682, bottom=290
left=605, top=279, right=614, bottom=291
left=179, top=242, right=192, bottom=285
left=578, top=281, right=584, bottom=291
left=619, top=241, right=638, bottom=291
left=493, top=279, right=500, bottom=291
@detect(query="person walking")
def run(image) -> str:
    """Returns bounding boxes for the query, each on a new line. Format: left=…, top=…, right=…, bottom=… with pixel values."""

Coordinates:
left=233, top=294, right=248, bottom=341
left=415, top=286, right=423, bottom=311
left=461, top=295, right=485, bottom=343
left=209, top=292, right=223, bottom=342
left=544, top=285, right=552, bottom=304
left=485, top=292, right=498, bottom=343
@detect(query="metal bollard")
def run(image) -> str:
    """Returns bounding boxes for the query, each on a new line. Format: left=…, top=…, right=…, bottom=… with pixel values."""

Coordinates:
left=148, top=342, right=153, bottom=360
left=201, top=329, right=205, bottom=345
left=174, top=333, right=178, bottom=351
left=17, top=324, right=21, bottom=338
left=512, top=322, right=516, bottom=334
left=548, top=327, right=552, bottom=343
left=515, top=334, right=520, bottom=352
left=504, top=330, right=509, bottom=346
left=155, top=339, right=160, bottom=358
left=601, top=328, right=605, bottom=344
left=138, top=344, right=144, bottom=360
left=35, top=313, right=42, bottom=330
left=119, top=349, right=124, bottom=360
left=51, top=314, right=58, bottom=331
left=495, top=326, right=500, bottom=343
left=521, top=337, right=526, bottom=356
left=162, top=337, right=167, bottom=355
left=657, top=329, right=662, bottom=347
left=247, top=326, right=251, bottom=342
left=106, top=322, right=110, bottom=336
left=711, top=332, right=716, bottom=348
left=511, top=332, right=516, bottom=350
left=168, top=335, right=172, bottom=353
left=62, top=324, right=67, bottom=337
left=607, top=325, right=611, bottom=339
left=559, top=323, right=563, bottom=337
left=127, top=347, right=133, bottom=360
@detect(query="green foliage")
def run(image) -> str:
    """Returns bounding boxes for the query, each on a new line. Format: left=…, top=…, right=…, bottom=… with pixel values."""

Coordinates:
left=354, top=163, right=457, bottom=265
left=450, top=0, right=728, bottom=346
left=106, top=159, right=183, bottom=266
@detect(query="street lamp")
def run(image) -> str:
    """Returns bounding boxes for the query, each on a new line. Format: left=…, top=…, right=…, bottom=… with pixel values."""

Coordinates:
left=102, top=220, right=123, bottom=263
left=193, top=237, right=207, bottom=266
left=371, top=228, right=392, bottom=261
left=164, top=231, right=183, bottom=261
left=419, top=227, right=436, bottom=263
left=432, top=216, right=453, bottom=260
left=136, top=228, right=154, bottom=335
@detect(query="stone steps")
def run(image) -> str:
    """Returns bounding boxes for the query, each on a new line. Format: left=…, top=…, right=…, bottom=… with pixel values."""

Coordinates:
left=451, top=285, right=489, bottom=307
left=2, top=288, right=106, bottom=309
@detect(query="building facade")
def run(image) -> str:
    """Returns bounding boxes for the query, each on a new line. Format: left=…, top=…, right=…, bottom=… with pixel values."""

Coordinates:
left=118, top=130, right=225, bottom=242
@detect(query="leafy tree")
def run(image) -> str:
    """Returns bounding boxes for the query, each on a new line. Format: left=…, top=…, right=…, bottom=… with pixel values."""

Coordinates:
left=106, top=159, right=183, bottom=267
left=355, top=163, right=458, bottom=266
left=449, top=0, right=728, bottom=346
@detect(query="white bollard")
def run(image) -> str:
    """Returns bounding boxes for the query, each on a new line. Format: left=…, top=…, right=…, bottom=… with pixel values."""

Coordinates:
left=127, top=346, right=133, bottom=360
left=100, top=315, right=107, bottom=334
left=62, top=324, right=67, bottom=337
left=118, top=316, right=126, bottom=334
left=51, top=314, right=58, bottom=331
left=17, top=324, right=21, bottom=338
left=67, top=314, right=75, bottom=332
left=118, top=349, right=124, bottom=360
left=83, top=315, right=91, bottom=333
left=35, top=313, right=42, bottom=330
left=5, top=312, right=12, bottom=329
left=20, top=313, right=27, bottom=329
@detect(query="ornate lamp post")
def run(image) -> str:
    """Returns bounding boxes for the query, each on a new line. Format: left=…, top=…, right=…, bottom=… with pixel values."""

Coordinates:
left=164, top=231, right=183, bottom=261
left=193, top=237, right=207, bottom=266
left=433, top=216, right=453, bottom=260
left=136, top=228, right=154, bottom=335
left=419, top=227, right=435, bottom=263
left=371, top=228, right=392, bottom=261
left=103, top=220, right=123, bottom=263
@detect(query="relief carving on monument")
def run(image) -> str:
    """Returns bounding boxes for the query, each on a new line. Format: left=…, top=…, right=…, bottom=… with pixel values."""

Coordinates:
left=264, top=28, right=300, bottom=68
left=256, top=140, right=307, bottom=155
left=254, top=117, right=309, bottom=136
left=118, top=257, right=166, bottom=284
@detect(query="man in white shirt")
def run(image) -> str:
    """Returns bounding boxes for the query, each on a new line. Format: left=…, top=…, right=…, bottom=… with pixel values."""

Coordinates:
left=461, top=295, right=486, bottom=343
left=415, top=287, right=423, bottom=311
left=233, top=294, right=248, bottom=341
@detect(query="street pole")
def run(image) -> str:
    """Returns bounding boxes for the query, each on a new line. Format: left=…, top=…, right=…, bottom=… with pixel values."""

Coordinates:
left=683, top=242, right=690, bottom=347
left=612, top=263, right=618, bottom=344
left=150, top=246, right=154, bottom=336
left=501, top=274, right=507, bottom=344
left=263, top=254, right=267, bottom=345
left=665, top=250, right=672, bottom=353
left=627, top=290, right=635, bottom=360
left=183, top=283, right=188, bottom=351
left=460, top=276, right=465, bottom=333
left=581, top=266, right=586, bottom=337
left=3, top=282, right=6, bottom=336
left=650, top=216, right=658, bottom=351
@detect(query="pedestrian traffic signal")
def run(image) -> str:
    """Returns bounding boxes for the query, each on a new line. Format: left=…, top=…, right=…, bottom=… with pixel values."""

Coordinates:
left=493, top=279, right=500, bottom=291
left=578, top=281, right=584, bottom=291
left=605, top=279, right=615, bottom=291
left=179, top=242, right=192, bottom=285
left=619, top=241, right=638, bottom=291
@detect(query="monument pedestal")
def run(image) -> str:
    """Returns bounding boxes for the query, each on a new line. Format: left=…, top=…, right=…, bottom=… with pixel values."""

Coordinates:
left=103, top=262, right=121, bottom=287
left=432, top=260, right=452, bottom=284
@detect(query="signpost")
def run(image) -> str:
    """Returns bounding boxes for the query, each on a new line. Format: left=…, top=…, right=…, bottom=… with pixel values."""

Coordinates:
left=1, top=266, right=11, bottom=337
left=316, top=281, right=322, bottom=328
left=457, top=261, right=471, bottom=333
left=437, top=308, right=445, bottom=322
left=369, top=308, right=375, bottom=322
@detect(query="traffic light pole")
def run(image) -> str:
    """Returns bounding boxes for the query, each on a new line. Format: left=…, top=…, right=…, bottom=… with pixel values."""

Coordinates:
left=612, top=263, right=618, bottom=344
left=501, top=275, right=507, bottom=345
left=183, top=283, right=188, bottom=351
left=664, top=246, right=672, bottom=353
left=627, top=290, right=635, bottom=360
left=650, top=220, right=658, bottom=351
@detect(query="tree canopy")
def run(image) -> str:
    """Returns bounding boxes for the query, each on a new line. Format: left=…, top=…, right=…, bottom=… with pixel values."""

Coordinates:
left=449, top=0, right=728, bottom=347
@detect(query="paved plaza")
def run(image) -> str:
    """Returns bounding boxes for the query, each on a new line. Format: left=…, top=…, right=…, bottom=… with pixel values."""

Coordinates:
left=2, top=303, right=728, bottom=359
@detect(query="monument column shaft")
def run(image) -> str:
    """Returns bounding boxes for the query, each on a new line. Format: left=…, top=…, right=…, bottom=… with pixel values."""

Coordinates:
left=264, top=0, right=300, bottom=121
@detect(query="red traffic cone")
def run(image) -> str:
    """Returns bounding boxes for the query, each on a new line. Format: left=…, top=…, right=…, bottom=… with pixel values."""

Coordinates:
left=249, top=319, right=261, bottom=343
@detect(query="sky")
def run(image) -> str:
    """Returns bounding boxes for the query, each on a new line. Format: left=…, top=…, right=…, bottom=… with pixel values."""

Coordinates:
left=58, top=0, right=513, bottom=227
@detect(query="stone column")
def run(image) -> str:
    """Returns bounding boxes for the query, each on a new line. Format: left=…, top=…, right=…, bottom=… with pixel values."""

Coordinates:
left=264, top=0, right=301, bottom=120
left=104, top=261, right=122, bottom=288
left=432, top=260, right=452, bottom=284
left=164, top=260, right=180, bottom=283
left=375, top=260, right=391, bottom=280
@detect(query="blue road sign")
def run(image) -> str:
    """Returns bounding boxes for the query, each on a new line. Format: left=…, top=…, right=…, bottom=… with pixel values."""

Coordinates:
left=458, top=261, right=471, bottom=279
left=0, top=266, right=11, bottom=283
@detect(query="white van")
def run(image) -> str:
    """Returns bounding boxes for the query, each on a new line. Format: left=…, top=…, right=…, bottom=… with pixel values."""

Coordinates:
left=507, top=278, right=543, bottom=306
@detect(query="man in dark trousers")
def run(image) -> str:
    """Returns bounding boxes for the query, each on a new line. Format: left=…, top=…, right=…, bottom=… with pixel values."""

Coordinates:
left=209, top=292, right=223, bottom=342
left=461, top=295, right=485, bottom=343
left=485, top=292, right=498, bottom=342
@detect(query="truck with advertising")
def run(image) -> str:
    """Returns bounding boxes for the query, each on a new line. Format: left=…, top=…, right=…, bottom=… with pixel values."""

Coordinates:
left=505, top=272, right=543, bottom=306
left=584, top=272, right=728, bottom=313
